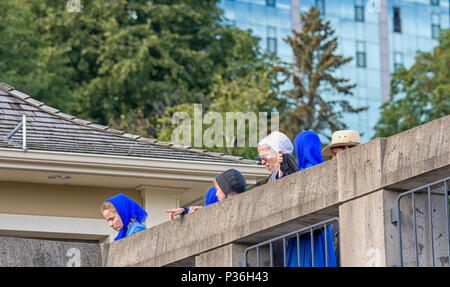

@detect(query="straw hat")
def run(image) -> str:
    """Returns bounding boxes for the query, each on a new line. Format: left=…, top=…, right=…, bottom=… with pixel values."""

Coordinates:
left=322, top=130, right=361, bottom=157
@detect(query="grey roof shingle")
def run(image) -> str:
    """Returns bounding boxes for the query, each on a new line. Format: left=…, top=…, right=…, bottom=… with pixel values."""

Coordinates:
left=0, top=83, right=258, bottom=165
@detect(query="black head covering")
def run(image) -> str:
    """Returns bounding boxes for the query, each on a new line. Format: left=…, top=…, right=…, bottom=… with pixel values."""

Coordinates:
left=216, top=169, right=246, bottom=195
left=280, top=153, right=300, bottom=175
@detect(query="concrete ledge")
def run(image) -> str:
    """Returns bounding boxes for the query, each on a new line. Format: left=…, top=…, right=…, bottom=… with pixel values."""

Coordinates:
left=0, top=236, right=102, bottom=267
left=105, top=159, right=340, bottom=267
left=195, top=243, right=249, bottom=267
left=382, top=115, right=450, bottom=190
left=105, top=116, right=450, bottom=267
left=337, top=137, right=387, bottom=203
left=338, top=115, right=450, bottom=201
left=2, top=116, right=448, bottom=267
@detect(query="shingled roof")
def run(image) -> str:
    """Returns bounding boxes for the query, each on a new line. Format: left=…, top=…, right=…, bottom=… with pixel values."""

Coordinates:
left=0, top=82, right=258, bottom=165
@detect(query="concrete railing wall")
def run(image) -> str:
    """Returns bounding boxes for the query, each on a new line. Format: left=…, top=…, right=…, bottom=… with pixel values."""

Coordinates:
left=1, top=115, right=449, bottom=267
left=0, top=236, right=104, bottom=267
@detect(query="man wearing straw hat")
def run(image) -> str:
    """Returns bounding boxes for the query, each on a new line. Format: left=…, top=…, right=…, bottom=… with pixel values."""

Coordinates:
left=322, top=130, right=361, bottom=265
left=322, top=130, right=361, bottom=160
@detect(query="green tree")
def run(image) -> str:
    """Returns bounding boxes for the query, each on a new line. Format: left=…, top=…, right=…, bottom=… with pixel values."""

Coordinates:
left=0, top=1, right=74, bottom=111
left=280, top=7, right=366, bottom=140
left=0, top=1, right=37, bottom=90
left=157, top=55, right=287, bottom=159
left=374, top=29, right=450, bottom=137
left=1, top=0, right=280, bottom=139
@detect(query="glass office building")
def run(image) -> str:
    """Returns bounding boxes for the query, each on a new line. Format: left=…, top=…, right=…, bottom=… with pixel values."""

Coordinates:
left=219, top=0, right=449, bottom=142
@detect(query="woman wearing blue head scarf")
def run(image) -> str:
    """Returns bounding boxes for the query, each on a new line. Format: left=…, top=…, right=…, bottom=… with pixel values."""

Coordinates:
left=102, top=193, right=148, bottom=241
left=294, top=130, right=325, bottom=170
left=285, top=131, right=337, bottom=267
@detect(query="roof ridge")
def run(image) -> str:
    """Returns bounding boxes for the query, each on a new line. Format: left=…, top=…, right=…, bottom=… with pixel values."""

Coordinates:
left=0, top=82, right=258, bottom=165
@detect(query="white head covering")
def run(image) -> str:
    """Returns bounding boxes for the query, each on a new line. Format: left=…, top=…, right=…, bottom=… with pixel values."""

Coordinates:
left=258, top=131, right=294, bottom=155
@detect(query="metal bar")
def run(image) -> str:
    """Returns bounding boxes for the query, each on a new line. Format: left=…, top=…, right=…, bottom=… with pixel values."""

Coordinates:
left=1, top=115, right=27, bottom=151
left=324, top=223, right=328, bottom=267
left=337, top=224, right=341, bottom=267
left=269, top=242, right=273, bottom=267
left=283, top=237, right=287, bottom=267
left=242, top=218, right=340, bottom=268
left=397, top=195, right=403, bottom=266
left=243, top=249, right=248, bottom=267
left=22, top=115, right=26, bottom=150
left=445, top=180, right=450, bottom=265
left=296, top=233, right=300, bottom=267
left=242, top=217, right=339, bottom=252
left=310, top=228, right=314, bottom=267
left=395, top=178, right=450, bottom=267
left=412, top=192, right=419, bottom=267
left=5, top=120, right=23, bottom=139
left=397, top=177, right=450, bottom=199
left=428, top=186, right=435, bottom=267
left=256, top=246, right=260, bottom=267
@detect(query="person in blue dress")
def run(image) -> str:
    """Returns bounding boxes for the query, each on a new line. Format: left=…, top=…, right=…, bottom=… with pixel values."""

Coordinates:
left=102, top=193, right=148, bottom=241
left=285, top=131, right=337, bottom=267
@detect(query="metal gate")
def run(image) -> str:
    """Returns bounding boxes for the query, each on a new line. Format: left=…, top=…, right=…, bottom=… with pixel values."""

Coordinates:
left=394, top=177, right=450, bottom=267
left=243, top=217, right=340, bottom=267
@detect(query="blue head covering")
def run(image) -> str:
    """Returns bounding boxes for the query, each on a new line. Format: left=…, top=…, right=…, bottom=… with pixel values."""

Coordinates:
left=105, top=193, right=148, bottom=241
left=205, top=186, right=219, bottom=206
left=294, top=131, right=324, bottom=170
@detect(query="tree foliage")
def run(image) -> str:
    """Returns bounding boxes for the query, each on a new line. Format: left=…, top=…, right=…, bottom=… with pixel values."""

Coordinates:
left=0, top=0, right=279, bottom=140
left=374, top=29, right=450, bottom=137
left=157, top=55, right=287, bottom=159
left=279, top=7, right=366, bottom=140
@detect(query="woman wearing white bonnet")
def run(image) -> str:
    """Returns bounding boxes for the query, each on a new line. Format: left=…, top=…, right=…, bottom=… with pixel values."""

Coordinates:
left=257, top=131, right=297, bottom=183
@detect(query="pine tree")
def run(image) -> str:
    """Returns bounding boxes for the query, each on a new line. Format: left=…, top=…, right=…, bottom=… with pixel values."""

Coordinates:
left=280, top=7, right=366, bottom=140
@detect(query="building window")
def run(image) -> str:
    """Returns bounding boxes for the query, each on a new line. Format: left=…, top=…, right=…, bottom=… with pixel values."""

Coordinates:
left=356, top=41, right=366, bottom=68
left=267, top=26, right=277, bottom=54
left=394, top=52, right=403, bottom=71
left=393, top=7, right=401, bottom=33
left=266, top=0, right=276, bottom=7
left=315, top=0, right=325, bottom=15
left=431, top=13, right=441, bottom=39
left=355, top=0, right=365, bottom=22
left=430, top=0, right=439, bottom=6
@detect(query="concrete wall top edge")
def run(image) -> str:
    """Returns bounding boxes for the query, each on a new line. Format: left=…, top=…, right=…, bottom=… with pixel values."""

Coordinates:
left=105, top=159, right=340, bottom=266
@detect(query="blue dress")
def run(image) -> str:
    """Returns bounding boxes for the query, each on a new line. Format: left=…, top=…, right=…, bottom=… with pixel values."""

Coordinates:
left=125, top=220, right=147, bottom=237
left=284, top=131, right=337, bottom=267
left=285, top=225, right=337, bottom=267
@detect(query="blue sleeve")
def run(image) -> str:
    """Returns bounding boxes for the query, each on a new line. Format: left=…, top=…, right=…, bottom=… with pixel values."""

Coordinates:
left=127, top=221, right=146, bottom=237
left=133, top=223, right=146, bottom=233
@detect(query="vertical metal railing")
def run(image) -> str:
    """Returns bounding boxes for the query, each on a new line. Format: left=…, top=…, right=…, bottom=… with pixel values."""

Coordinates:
left=243, top=217, right=339, bottom=267
left=396, top=177, right=450, bottom=267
